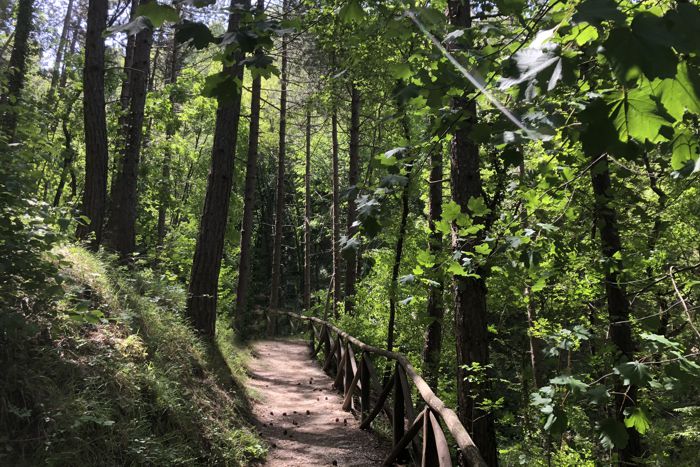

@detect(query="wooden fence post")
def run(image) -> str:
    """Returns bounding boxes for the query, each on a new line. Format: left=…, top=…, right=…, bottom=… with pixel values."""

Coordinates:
left=309, top=320, right=314, bottom=351
left=393, top=362, right=408, bottom=463
left=360, top=352, right=370, bottom=422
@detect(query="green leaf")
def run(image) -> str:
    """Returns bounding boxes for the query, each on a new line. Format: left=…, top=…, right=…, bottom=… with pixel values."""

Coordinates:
left=599, top=418, right=629, bottom=449
left=388, top=63, right=411, bottom=81
left=530, top=276, right=546, bottom=292
left=435, top=219, right=451, bottom=235
left=202, top=72, right=241, bottom=102
left=653, top=62, right=700, bottom=121
left=416, top=250, right=435, bottom=268
left=579, top=99, right=620, bottom=156
left=501, top=146, right=523, bottom=168
left=106, top=16, right=152, bottom=36
left=603, top=27, right=678, bottom=81
left=624, top=407, right=651, bottom=435
left=135, top=2, right=179, bottom=28
left=615, top=361, right=652, bottom=387
left=176, top=21, right=215, bottom=50
left=573, top=0, right=625, bottom=26
left=640, top=332, right=679, bottom=349
left=442, top=200, right=462, bottom=223
left=467, top=196, right=490, bottom=217
left=447, top=261, right=468, bottom=277
left=586, top=385, right=611, bottom=405
left=607, top=88, right=672, bottom=143
left=671, top=129, right=700, bottom=171
left=544, top=409, right=568, bottom=435
left=665, top=4, right=700, bottom=54
left=377, top=147, right=405, bottom=166
left=549, top=375, right=588, bottom=394
left=338, top=0, right=364, bottom=23
left=474, top=243, right=492, bottom=256
left=495, top=0, right=525, bottom=15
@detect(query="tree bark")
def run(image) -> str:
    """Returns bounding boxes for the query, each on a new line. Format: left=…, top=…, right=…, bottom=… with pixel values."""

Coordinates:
left=447, top=2, right=498, bottom=464
left=52, top=91, right=79, bottom=207
left=422, top=143, right=444, bottom=391
left=48, top=0, right=74, bottom=104
left=105, top=0, right=153, bottom=260
left=344, top=83, right=360, bottom=314
left=386, top=111, right=413, bottom=354
left=331, top=109, right=342, bottom=319
left=59, top=15, right=79, bottom=91
left=519, top=162, right=543, bottom=389
left=156, top=28, right=181, bottom=257
left=269, top=0, right=288, bottom=319
left=0, top=0, right=34, bottom=141
left=235, top=0, right=264, bottom=333
left=386, top=169, right=411, bottom=353
left=110, top=0, right=138, bottom=198
left=76, top=0, right=109, bottom=250
left=590, top=154, right=641, bottom=463
left=185, top=0, right=249, bottom=338
left=304, top=108, right=312, bottom=310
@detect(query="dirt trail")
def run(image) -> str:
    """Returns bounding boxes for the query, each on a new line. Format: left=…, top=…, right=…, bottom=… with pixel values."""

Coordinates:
left=247, top=340, right=389, bottom=466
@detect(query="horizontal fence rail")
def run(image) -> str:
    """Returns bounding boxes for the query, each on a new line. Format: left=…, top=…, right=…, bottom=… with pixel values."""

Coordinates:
left=266, top=310, right=487, bottom=467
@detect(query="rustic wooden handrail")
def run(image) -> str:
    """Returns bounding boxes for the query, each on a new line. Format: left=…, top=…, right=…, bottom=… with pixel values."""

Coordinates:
left=266, top=310, right=487, bottom=467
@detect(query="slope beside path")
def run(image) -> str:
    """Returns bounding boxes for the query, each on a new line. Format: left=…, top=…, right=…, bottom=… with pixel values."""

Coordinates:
left=247, top=340, right=390, bottom=466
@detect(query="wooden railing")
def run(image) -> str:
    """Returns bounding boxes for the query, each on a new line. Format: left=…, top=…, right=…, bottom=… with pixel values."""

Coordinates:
left=266, top=310, right=487, bottom=467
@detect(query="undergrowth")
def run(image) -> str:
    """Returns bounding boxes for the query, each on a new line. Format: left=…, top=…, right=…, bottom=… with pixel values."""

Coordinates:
left=0, top=245, right=266, bottom=466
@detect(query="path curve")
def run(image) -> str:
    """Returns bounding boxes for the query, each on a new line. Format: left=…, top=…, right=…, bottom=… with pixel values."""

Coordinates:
left=247, top=340, right=389, bottom=466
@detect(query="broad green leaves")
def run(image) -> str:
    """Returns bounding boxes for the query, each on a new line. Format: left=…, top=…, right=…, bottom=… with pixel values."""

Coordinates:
left=135, top=2, right=179, bottom=28
left=573, top=0, right=625, bottom=26
left=614, top=361, right=652, bottom=387
left=176, top=21, right=216, bottom=49
left=652, top=62, right=700, bottom=121
left=107, top=2, right=180, bottom=36
left=624, top=407, right=651, bottom=435
left=338, top=0, right=364, bottom=23
left=606, top=88, right=671, bottom=144
left=671, top=130, right=700, bottom=171
left=550, top=375, right=588, bottom=394
left=202, top=72, right=241, bottom=102
left=599, top=418, right=629, bottom=449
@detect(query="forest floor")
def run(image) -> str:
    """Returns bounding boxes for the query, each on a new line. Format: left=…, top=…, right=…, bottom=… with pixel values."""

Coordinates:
left=247, top=340, right=390, bottom=466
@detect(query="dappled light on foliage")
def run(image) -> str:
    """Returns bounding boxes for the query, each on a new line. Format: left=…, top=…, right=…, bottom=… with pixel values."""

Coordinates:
left=1, top=0, right=699, bottom=464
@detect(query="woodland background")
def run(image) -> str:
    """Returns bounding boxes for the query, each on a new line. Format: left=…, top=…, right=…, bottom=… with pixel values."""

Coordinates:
left=1, top=0, right=700, bottom=465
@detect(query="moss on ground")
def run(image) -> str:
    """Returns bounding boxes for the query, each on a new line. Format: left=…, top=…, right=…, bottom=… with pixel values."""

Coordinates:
left=0, top=245, right=266, bottom=466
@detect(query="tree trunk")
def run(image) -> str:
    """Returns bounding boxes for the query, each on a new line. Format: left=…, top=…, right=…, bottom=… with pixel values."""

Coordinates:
left=304, top=108, right=312, bottom=310
left=185, top=0, right=249, bottom=338
left=422, top=143, right=444, bottom=391
left=344, top=83, right=360, bottom=314
left=519, top=162, right=543, bottom=388
left=156, top=28, right=181, bottom=257
left=110, top=0, right=138, bottom=198
left=58, top=15, right=79, bottom=91
left=447, top=2, right=498, bottom=464
left=53, top=91, right=79, bottom=207
left=386, top=110, right=413, bottom=354
left=269, top=2, right=288, bottom=317
left=386, top=168, right=411, bottom=353
left=590, top=154, right=641, bottom=463
left=105, top=0, right=153, bottom=260
left=48, top=0, right=74, bottom=104
left=331, top=109, right=342, bottom=319
left=235, top=0, right=264, bottom=333
left=76, top=0, right=109, bottom=250
left=0, top=0, right=34, bottom=141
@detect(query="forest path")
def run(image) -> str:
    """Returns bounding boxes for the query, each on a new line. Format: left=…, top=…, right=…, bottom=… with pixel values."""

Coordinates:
left=247, top=339, right=390, bottom=466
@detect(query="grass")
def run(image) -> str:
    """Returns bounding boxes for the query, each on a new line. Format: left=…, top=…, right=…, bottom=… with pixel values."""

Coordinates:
left=0, top=245, right=266, bottom=466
